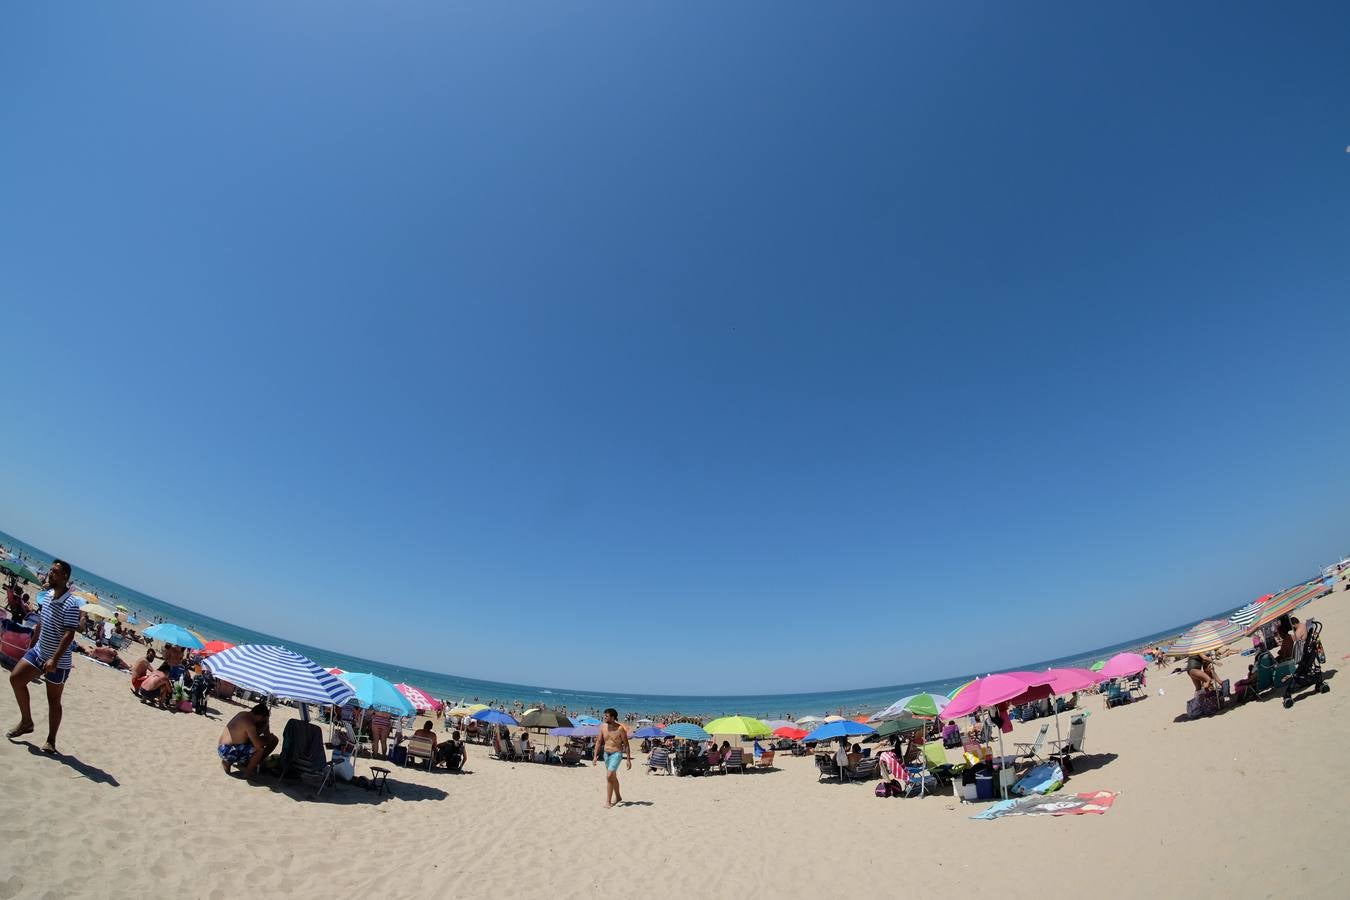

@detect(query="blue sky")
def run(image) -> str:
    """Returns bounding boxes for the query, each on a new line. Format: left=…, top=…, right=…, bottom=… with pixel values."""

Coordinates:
left=3, top=2, right=1348, bottom=694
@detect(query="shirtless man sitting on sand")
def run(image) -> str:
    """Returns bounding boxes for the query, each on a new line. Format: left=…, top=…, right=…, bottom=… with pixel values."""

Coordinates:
left=217, top=703, right=279, bottom=778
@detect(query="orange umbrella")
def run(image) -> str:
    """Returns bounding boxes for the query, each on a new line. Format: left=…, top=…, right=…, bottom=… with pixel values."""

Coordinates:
left=852, top=715, right=871, bottom=724
left=199, top=640, right=235, bottom=656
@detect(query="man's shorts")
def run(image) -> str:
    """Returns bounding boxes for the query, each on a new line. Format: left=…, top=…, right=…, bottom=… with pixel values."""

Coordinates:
left=22, top=647, right=71, bottom=685
left=605, top=750, right=624, bottom=772
left=218, top=742, right=255, bottom=766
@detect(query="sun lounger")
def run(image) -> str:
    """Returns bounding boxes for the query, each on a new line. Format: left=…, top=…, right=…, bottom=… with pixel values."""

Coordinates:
left=755, top=749, right=775, bottom=768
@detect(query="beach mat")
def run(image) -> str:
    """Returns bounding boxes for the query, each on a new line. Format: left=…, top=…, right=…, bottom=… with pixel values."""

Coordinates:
left=972, top=790, right=1118, bottom=820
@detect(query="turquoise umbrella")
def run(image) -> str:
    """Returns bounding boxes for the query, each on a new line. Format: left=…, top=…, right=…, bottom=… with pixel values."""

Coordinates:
left=143, top=623, right=205, bottom=650
left=664, top=722, right=710, bottom=741
left=337, top=673, right=415, bottom=716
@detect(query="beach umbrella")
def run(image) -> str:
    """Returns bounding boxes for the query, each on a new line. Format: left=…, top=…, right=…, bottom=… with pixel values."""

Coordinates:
left=1041, top=668, right=1100, bottom=695
left=1095, top=652, right=1150, bottom=678
left=448, top=703, right=488, bottom=717
left=635, top=718, right=654, bottom=725
left=664, top=722, right=711, bottom=742
left=1243, top=582, right=1325, bottom=635
left=1089, top=660, right=1106, bottom=672
left=875, top=693, right=950, bottom=721
left=796, top=716, right=824, bottom=725
left=1163, top=621, right=1244, bottom=657
left=469, top=708, right=519, bottom=726
left=822, top=715, right=845, bottom=723
left=338, top=673, right=416, bottom=716
left=73, top=591, right=99, bottom=604
left=572, top=715, right=602, bottom=726
left=1229, top=600, right=1266, bottom=630
left=943, top=673, right=1052, bottom=720
left=143, top=623, right=206, bottom=650
left=870, top=716, right=927, bottom=739
left=549, top=724, right=599, bottom=738
left=203, top=645, right=355, bottom=706
left=520, top=707, right=573, bottom=729
left=0, top=560, right=39, bottom=584
left=802, top=720, right=876, bottom=743
left=327, top=667, right=346, bottom=676
left=81, top=603, right=116, bottom=620
left=763, top=719, right=797, bottom=731
left=115, top=604, right=129, bottom=612
left=774, top=726, right=808, bottom=741
left=946, top=678, right=977, bottom=701
left=632, top=725, right=666, bottom=739
left=704, top=715, right=772, bottom=738
left=395, top=683, right=440, bottom=712
left=198, top=640, right=235, bottom=657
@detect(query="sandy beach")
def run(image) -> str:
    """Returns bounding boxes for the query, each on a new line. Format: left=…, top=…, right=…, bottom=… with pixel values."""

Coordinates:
left=0, top=587, right=1344, bottom=899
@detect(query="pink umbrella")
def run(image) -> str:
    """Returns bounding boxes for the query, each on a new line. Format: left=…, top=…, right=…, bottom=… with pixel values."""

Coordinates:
left=1096, top=652, right=1148, bottom=680
left=1042, top=668, right=1101, bottom=695
left=943, top=673, right=1052, bottom=719
left=396, top=682, right=440, bottom=712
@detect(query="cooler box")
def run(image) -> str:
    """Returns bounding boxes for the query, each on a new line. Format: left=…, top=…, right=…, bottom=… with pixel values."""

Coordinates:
left=975, top=771, right=995, bottom=801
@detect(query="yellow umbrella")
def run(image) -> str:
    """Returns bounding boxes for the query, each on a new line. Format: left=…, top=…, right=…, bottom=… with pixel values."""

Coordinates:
left=74, top=591, right=100, bottom=603
left=82, top=604, right=116, bottom=620
left=448, top=703, right=488, bottom=717
left=115, top=604, right=129, bottom=612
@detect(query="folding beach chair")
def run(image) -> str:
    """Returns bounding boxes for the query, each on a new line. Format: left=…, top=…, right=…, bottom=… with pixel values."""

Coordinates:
left=279, top=720, right=339, bottom=798
left=646, top=747, right=671, bottom=775
left=724, top=748, right=746, bottom=774
left=405, top=734, right=435, bottom=771
left=1013, top=724, right=1049, bottom=762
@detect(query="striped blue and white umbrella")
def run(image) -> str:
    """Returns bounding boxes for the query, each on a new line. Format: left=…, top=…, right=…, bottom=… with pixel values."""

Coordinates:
left=203, top=645, right=355, bottom=706
left=1229, top=600, right=1265, bottom=629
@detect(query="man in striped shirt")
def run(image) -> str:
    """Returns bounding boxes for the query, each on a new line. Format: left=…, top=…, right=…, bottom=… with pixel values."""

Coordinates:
left=7, top=558, right=79, bottom=753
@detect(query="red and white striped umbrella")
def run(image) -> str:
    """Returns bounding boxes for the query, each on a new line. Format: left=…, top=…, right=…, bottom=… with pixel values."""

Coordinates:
left=395, top=682, right=440, bottom=711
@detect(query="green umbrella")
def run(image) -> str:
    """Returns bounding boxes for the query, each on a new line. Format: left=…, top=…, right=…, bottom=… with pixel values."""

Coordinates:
left=1, top=560, right=40, bottom=584
left=703, top=715, right=772, bottom=738
left=869, top=716, right=928, bottom=739
left=1089, top=660, right=1106, bottom=672
left=518, top=707, right=573, bottom=730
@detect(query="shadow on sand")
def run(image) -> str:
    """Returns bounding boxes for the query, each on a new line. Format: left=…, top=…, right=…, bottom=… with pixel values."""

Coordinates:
left=241, top=772, right=448, bottom=804
left=21, top=742, right=120, bottom=786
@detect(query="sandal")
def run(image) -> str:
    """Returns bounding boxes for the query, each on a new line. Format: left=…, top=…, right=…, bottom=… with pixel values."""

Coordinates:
left=6, top=724, right=34, bottom=739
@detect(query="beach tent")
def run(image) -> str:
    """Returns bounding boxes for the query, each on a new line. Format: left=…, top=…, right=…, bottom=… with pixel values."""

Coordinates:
left=143, top=623, right=206, bottom=650
left=203, top=645, right=355, bottom=706
left=704, top=716, right=772, bottom=738
left=1163, top=621, right=1244, bottom=657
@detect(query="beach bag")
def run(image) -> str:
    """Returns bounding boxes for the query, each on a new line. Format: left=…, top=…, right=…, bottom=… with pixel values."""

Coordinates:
left=389, top=745, right=407, bottom=767
left=875, top=781, right=902, bottom=798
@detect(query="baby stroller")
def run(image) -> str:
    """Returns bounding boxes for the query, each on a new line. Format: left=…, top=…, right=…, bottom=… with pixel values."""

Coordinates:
left=1282, top=618, right=1329, bottom=709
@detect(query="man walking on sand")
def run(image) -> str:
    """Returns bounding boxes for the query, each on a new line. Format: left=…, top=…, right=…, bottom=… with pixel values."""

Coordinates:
left=595, top=707, right=631, bottom=808
left=7, top=559, right=79, bottom=753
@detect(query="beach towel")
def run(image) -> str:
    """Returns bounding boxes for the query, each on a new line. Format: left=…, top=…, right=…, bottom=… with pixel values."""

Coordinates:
left=1010, top=762, right=1063, bottom=797
left=972, top=790, right=1118, bottom=820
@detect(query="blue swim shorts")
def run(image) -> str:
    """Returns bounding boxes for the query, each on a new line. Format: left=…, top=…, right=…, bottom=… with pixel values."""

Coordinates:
left=23, top=647, right=71, bottom=685
left=605, top=750, right=624, bottom=772
left=218, top=742, right=255, bottom=766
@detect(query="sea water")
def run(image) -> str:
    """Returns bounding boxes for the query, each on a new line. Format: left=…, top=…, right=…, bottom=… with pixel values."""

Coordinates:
left=2, top=527, right=1238, bottom=718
